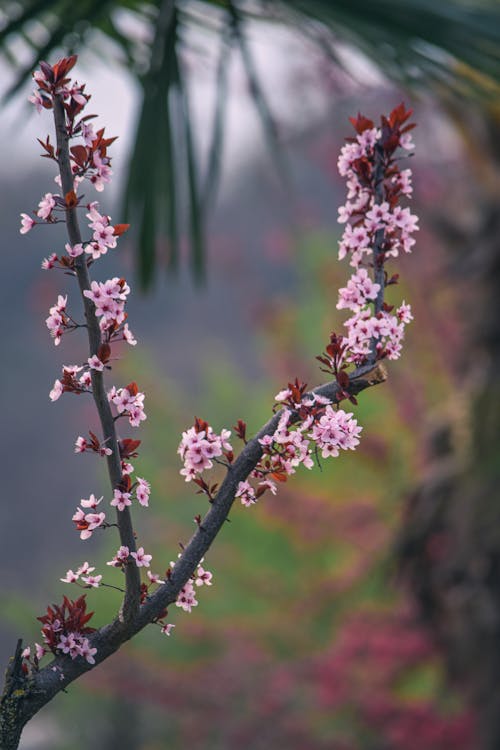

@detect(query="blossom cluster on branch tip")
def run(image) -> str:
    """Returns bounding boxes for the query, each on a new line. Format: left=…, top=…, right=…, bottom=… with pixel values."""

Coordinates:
left=335, top=105, right=417, bottom=363
left=178, top=104, right=417, bottom=510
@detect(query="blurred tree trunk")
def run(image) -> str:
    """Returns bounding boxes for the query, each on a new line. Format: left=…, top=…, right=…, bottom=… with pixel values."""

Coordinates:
left=398, top=107, right=500, bottom=750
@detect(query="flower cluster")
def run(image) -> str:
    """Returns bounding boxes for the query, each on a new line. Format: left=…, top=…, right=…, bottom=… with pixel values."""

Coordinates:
left=335, top=105, right=418, bottom=364
left=169, top=557, right=214, bottom=614
left=108, top=382, right=147, bottom=427
left=36, top=595, right=97, bottom=666
left=178, top=417, right=233, bottom=482
left=83, top=277, right=130, bottom=332
left=61, top=561, right=102, bottom=588
left=72, top=494, right=106, bottom=540
left=177, top=105, right=416, bottom=511
left=49, top=364, right=92, bottom=402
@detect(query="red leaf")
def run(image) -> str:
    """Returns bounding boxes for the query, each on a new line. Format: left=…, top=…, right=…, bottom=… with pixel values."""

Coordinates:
left=125, top=381, right=138, bottom=396
left=70, top=145, right=88, bottom=166
left=349, top=113, right=374, bottom=134
left=97, top=343, right=111, bottom=363
left=337, top=370, right=350, bottom=389
left=113, top=223, right=130, bottom=237
left=119, top=438, right=141, bottom=458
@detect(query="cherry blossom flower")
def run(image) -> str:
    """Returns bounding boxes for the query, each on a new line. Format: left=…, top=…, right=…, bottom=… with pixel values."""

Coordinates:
left=72, top=508, right=106, bottom=540
left=61, top=569, right=79, bottom=584
left=76, top=562, right=95, bottom=576
left=28, top=89, right=45, bottom=113
left=42, top=252, right=58, bottom=269
left=195, top=565, right=213, bottom=587
left=49, top=379, right=63, bottom=402
left=79, top=638, right=97, bottom=665
left=136, top=477, right=151, bottom=507
left=123, top=324, right=137, bottom=346
left=160, top=624, right=175, bottom=636
left=131, top=547, right=152, bottom=568
left=65, top=242, right=84, bottom=258
left=37, top=193, right=56, bottom=220
left=82, top=122, right=95, bottom=147
left=107, top=546, right=130, bottom=568
left=236, top=480, right=257, bottom=508
left=80, top=494, right=103, bottom=510
left=20, top=213, right=36, bottom=234
left=87, top=355, right=104, bottom=371
left=176, top=582, right=198, bottom=612
left=111, top=489, right=132, bottom=511
left=74, top=436, right=87, bottom=453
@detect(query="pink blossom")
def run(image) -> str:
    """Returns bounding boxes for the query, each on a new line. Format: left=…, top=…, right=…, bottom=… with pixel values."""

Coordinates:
left=88, top=355, right=104, bottom=371
left=160, top=624, right=175, bottom=636
left=60, top=569, right=79, bottom=583
left=236, top=480, right=257, bottom=508
left=365, top=201, right=391, bottom=230
left=123, top=324, right=137, bottom=346
left=92, top=220, right=116, bottom=249
left=20, top=213, right=36, bottom=234
left=49, top=379, right=63, bottom=402
left=399, top=133, right=415, bottom=150
left=37, top=193, right=56, bottom=220
left=64, top=81, right=87, bottom=106
left=136, top=477, right=151, bottom=507
left=176, top=581, right=198, bottom=612
left=84, top=241, right=108, bottom=261
left=82, top=122, right=95, bottom=147
left=392, top=206, right=419, bottom=233
left=131, top=547, right=152, bottom=568
left=80, top=494, right=103, bottom=510
left=121, top=461, right=134, bottom=475
left=42, top=253, right=58, bottom=269
left=79, top=371, right=92, bottom=388
left=195, top=565, right=213, bottom=587
left=91, top=151, right=113, bottom=192
left=274, top=388, right=292, bottom=402
left=57, top=633, right=77, bottom=656
left=107, top=546, right=130, bottom=567
left=79, top=638, right=97, bottom=665
left=28, top=89, right=44, bottom=113
left=76, top=562, right=95, bottom=576
left=397, top=301, right=413, bottom=324
left=65, top=242, right=84, bottom=258
left=111, top=489, right=132, bottom=511
left=357, top=127, right=380, bottom=149
left=74, top=436, right=88, bottom=453
left=72, top=508, right=106, bottom=540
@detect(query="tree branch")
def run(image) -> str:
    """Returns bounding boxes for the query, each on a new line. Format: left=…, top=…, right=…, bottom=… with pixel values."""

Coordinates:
left=2, top=362, right=386, bottom=737
left=52, top=95, right=141, bottom=625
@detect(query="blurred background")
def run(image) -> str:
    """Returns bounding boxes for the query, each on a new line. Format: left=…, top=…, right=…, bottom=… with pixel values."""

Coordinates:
left=2, top=1, right=500, bottom=748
